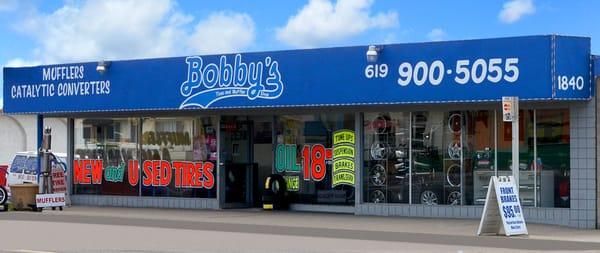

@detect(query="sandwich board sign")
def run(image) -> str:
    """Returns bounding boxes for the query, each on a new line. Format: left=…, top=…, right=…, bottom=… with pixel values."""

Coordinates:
left=477, top=176, right=528, bottom=236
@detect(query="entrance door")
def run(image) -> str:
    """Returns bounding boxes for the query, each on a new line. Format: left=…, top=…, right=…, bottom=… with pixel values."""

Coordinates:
left=220, top=116, right=253, bottom=208
left=220, top=116, right=274, bottom=208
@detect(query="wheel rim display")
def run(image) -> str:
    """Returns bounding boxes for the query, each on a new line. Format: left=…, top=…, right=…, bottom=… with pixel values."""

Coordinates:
left=370, top=164, right=386, bottom=186
left=448, top=191, right=461, bottom=205
left=447, top=113, right=462, bottom=133
left=446, top=164, right=461, bottom=187
left=447, top=140, right=462, bottom=160
left=420, top=190, right=438, bottom=205
left=371, top=189, right=386, bottom=203
left=370, top=142, right=388, bottom=160
left=374, top=116, right=388, bottom=134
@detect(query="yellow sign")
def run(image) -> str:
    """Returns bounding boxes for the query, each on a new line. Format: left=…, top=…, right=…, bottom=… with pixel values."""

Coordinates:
left=332, top=171, right=355, bottom=187
left=333, top=145, right=354, bottom=158
left=333, top=130, right=355, bottom=145
left=333, top=159, right=355, bottom=173
left=284, top=176, right=300, bottom=191
left=332, top=129, right=355, bottom=187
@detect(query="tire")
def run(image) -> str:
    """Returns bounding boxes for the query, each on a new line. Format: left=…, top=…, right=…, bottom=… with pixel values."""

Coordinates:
left=262, top=174, right=288, bottom=209
left=448, top=191, right=461, bottom=205
left=265, top=174, right=287, bottom=196
left=420, top=190, right=439, bottom=205
left=370, top=189, right=386, bottom=203
left=370, top=164, right=386, bottom=186
left=0, top=186, right=6, bottom=206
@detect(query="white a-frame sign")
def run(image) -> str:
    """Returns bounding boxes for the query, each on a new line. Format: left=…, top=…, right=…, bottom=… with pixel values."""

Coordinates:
left=477, top=176, right=528, bottom=236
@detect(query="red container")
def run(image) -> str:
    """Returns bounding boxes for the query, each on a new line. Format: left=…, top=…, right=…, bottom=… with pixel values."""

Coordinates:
left=0, top=165, right=7, bottom=187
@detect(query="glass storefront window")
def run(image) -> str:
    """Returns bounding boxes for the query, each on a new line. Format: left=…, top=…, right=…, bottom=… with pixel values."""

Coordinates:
left=141, top=117, right=217, bottom=198
left=536, top=109, right=570, bottom=208
left=73, top=118, right=139, bottom=195
left=363, top=112, right=410, bottom=203
left=274, top=114, right=355, bottom=205
left=411, top=111, right=463, bottom=205
left=468, top=111, right=496, bottom=206
left=497, top=110, right=535, bottom=206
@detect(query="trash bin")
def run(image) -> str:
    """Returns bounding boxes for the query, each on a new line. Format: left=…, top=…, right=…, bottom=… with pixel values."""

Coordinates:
left=10, top=184, right=39, bottom=211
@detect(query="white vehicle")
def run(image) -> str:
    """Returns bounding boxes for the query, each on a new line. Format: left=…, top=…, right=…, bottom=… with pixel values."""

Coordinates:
left=7, top=151, right=68, bottom=192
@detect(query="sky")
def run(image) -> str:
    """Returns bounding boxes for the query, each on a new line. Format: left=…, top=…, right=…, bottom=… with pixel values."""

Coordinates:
left=0, top=0, right=599, bottom=105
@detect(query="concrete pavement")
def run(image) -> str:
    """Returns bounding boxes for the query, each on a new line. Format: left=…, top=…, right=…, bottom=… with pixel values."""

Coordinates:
left=1, top=206, right=600, bottom=252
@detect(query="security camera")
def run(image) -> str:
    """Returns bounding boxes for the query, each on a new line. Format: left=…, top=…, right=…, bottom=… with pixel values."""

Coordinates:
left=96, top=65, right=106, bottom=74
left=366, top=45, right=380, bottom=63
left=96, top=61, right=110, bottom=74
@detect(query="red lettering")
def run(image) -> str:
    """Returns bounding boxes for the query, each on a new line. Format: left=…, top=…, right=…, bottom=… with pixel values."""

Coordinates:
left=184, top=162, right=195, bottom=187
left=152, top=160, right=161, bottom=186
left=160, top=160, right=171, bottom=186
left=203, top=162, right=215, bottom=189
left=91, top=160, right=103, bottom=184
left=73, top=160, right=84, bottom=184
left=142, top=160, right=153, bottom=186
left=194, top=162, right=204, bottom=187
left=128, top=160, right=139, bottom=186
left=172, top=161, right=184, bottom=187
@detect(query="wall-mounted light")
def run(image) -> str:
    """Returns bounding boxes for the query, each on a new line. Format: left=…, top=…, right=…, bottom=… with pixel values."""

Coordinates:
left=366, top=45, right=381, bottom=63
left=96, top=60, right=111, bottom=74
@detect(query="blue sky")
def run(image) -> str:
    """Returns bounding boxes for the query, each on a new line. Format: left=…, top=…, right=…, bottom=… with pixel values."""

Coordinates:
left=0, top=0, right=599, bottom=104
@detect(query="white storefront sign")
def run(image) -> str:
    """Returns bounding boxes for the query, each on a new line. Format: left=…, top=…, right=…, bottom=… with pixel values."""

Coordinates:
left=36, top=193, right=66, bottom=208
left=477, top=176, right=528, bottom=236
left=502, top=96, right=518, bottom=122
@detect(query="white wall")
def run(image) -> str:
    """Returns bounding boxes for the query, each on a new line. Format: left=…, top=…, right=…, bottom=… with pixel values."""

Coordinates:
left=0, top=113, right=67, bottom=165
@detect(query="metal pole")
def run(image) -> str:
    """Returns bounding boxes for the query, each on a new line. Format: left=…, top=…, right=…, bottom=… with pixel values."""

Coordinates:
left=37, top=115, right=43, bottom=193
left=512, top=101, right=519, bottom=193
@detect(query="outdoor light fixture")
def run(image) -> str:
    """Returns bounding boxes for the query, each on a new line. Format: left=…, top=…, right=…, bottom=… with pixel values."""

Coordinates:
left=366, top=45, right=380, bottom=62
left=96, top=60, right=111, bottom=74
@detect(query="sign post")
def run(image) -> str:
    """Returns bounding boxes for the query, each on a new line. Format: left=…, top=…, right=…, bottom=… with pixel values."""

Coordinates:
left=477, top=176, right=528, bottom=236
left=502, top=97, right=519, bottom=189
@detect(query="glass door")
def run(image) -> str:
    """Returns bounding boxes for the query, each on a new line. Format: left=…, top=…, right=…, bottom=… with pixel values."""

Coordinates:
left=220, top=116, right=253, bottom=208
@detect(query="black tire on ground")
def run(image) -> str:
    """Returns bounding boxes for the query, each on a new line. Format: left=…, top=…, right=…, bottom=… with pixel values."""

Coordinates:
left=0, top=186, right=7, bottom=206
left=265, top=174, right=287, bottom=196
left=262, top=174, right=288, bottom=209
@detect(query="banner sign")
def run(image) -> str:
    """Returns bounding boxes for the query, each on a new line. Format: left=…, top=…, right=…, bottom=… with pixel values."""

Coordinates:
left=332, top=130, right=355, bottom=187
left=73, top=159, right=215, bottom=189
left=51, top=167, right=67, bottom=193
left=478, top=176, right=528, bottom=236
left=3, top=35, right=591, bottom=114
left=36, top=193, right=66, bottom=208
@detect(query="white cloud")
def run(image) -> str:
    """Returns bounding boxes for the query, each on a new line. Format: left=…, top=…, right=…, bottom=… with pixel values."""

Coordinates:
left=276, top=0, right=398, bottom=48
left=187, top=11, right=255, bottom=55
left=498, top=0, right=535, bottom=24
left=15, top=0, right=256, bottom=64
left=427, top=28, right=445, bottom=42
left=0, top=0, right=17, bottom=11
left=5, top=58, right=42, bottom=67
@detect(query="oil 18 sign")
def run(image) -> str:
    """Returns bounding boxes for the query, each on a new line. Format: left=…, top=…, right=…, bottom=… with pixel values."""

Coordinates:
left=275, top=144, right=332, bottom=182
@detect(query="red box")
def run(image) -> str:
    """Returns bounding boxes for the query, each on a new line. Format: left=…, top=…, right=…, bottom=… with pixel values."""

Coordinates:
left=0, top=165, right=7, bottom=187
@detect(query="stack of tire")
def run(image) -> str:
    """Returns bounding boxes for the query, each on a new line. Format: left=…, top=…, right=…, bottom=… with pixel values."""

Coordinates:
left=262, top=174, right=288, bottom=210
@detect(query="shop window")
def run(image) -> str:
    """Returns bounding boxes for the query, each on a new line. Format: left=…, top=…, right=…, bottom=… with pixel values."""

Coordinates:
left=536, top=109, right=570, bottom=208
left=363, top=110, right=494, bottom=206
left=73, top=118, right=139, bottom=195
left=466, top=111, right=495, bottom=206
left=274, top=114, right=355, bottom=205
left=141, top=117, right=217, bottom=198
left=411, top=111, right=469, bottom=206
left=496, top=110, right=536, bottom=206
left=363, top=112, right=410, bottom=203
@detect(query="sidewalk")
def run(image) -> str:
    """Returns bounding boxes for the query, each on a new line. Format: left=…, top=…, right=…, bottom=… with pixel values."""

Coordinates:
left=2, top=206, right=600, bottom=251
